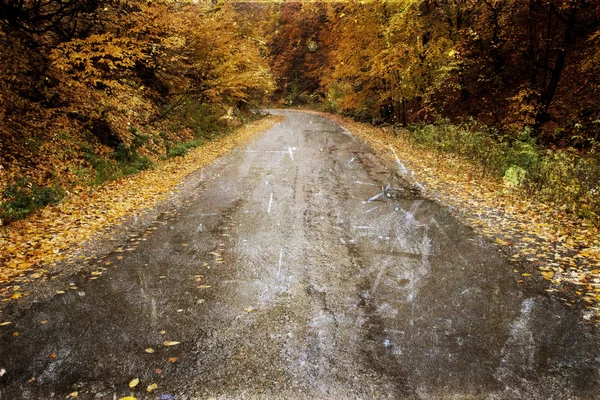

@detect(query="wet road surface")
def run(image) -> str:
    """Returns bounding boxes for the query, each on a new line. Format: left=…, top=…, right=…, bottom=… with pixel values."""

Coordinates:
left=1, top=110, right=599, bottom=399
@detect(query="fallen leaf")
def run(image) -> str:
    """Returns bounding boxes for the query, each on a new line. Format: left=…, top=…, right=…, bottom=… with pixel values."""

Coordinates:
left=540, top=271, right=554, bottom=279
left=129, top=378, right=140, bottom=388
left=144, top=348, right=155, bottom=353
left=163, top=341, right=180, bottom=346
left=155, top=368, right=162, bottom=374
left=48, top=353, right=57, bottom=359
left=168, top=357, right=177, bottom=363
left=66, top=391, right=78, bottom=398
left=0, top=321, right=12, bottom=326
left=56, top=290, right=65, bottom=294
left=118, top=397, right=137, bottom=400
left=244, top=307, right=256, bottom=313
left=147, top=383, right=158, bottom=392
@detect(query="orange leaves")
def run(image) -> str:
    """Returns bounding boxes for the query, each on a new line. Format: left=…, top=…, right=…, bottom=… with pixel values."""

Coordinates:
left=0, top=117, right=282, bottom=298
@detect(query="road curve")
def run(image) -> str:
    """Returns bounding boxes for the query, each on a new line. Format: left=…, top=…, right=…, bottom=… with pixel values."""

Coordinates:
left=0, top=110, right=599, bottom=399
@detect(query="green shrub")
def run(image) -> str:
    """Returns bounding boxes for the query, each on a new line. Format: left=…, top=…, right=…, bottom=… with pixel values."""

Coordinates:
left=0, top=179, right=65, bottom=223
left=167, top=139, right=204, bottom=158
left=407, top=120, right=600, bottom=226
left=168, top=100, right=228, bottom=139
left=81, top=144, right=153, bottom=185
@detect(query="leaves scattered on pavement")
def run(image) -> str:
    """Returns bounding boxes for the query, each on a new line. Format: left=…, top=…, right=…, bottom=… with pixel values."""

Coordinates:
left=0, top=116, right=283, bottom=302
left=322, top=112, right=600, bottom=324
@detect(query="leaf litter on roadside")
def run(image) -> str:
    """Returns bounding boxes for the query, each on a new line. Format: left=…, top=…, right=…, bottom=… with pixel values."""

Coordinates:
left=321, top=112, right=600, bottom=324
left=0, top=116, right=284, bottom=302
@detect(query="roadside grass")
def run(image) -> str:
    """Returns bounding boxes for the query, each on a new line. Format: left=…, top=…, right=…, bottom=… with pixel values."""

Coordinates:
left=166, top=140, right=204, bottom=158
left=407, top=119, right=600, bottom=227
left=320, top=112, right=600, bottom=324
left=0, top=180, right=65, bottom=224
left=81, top=143, right=154, bottom=186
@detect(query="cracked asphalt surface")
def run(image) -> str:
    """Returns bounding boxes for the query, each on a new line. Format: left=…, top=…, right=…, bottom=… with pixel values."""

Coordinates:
left=0, top=110, right=599, bottom=399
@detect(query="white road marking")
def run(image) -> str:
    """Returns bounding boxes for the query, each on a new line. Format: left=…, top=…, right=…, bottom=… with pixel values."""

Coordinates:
left=288, top=146, right=295, bottom=160
left=364, top=206, right=378, bottom=214
left=268, top=192, right=274, bottom=213
left=342, top=128, right=358, bottom=142
left=368, top=192, right=384, bottom=202
left=233, top=150, right=288, bottom=153
left=354, top=180, right=377, bottom=186
left=347, top=157, right=355, bottom=166
left=389, top=144, right=409, bottom=175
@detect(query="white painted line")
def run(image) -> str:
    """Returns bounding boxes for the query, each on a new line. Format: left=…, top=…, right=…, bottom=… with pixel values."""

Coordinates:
left=268, top=192, right=274, bottom=213
left=368, top=192, right=384, bottom=202
left=278, top=248, right=283, bottom=277
left=414, top=181, right=425, bottom=192
left=347, top=157, right=355, bottom=166
left=233, top=150, right=288, bottom=153
left=341, top=127, right=358, bottom=142
left=389, top=144, right=408, bottom=175
left=288, top=146, right=294, bottom=160
left=354, top=180, right=377, bottom=186
left=364, top=206, right=378, bottom=214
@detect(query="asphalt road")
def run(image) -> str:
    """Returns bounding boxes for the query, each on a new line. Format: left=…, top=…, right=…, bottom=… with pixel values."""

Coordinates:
left=0, top=110, right=599, bottom=399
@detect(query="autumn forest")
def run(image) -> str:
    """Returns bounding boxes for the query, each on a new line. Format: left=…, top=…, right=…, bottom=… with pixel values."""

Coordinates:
left=1, top=0, right=599, bottom=226
left=3, top=2, right=600, bottom=393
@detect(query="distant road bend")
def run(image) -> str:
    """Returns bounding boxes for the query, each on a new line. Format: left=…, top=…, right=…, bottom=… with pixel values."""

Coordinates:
left=0, top=110, right=598, bottom=399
